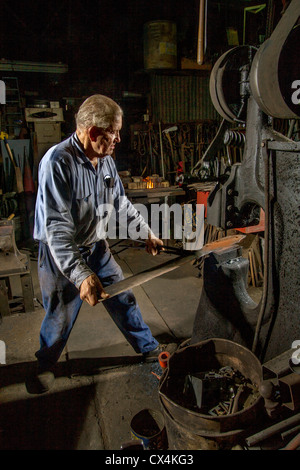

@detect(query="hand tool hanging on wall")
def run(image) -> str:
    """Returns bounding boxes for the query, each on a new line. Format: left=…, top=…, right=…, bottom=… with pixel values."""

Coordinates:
left=163, top=126, right=178, bottom=171
left=158, top=121, right=165, bottom=179
left=2, top=138, right=32, bottom=241
left=3, top=138, right=23, bottom=194
left=148, top=125, right=154, bottom=173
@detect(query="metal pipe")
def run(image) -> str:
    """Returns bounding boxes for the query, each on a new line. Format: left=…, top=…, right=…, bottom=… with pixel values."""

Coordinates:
left=149, top=127, right=154, bottom=173
left=246, top=413, right=300, bottom=446
left=252, top=141, right=271, bottom=355
left=281, top=432, right=300, bottom=450
left=281, top=425, right=300, bottom=440
left=197, top=0, right=206, bottom=65
left=159, top=121, right=165, bottom=179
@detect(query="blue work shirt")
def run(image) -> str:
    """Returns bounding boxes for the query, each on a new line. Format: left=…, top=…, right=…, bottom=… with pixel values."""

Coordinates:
left=34, top=133, right=153, bottom=288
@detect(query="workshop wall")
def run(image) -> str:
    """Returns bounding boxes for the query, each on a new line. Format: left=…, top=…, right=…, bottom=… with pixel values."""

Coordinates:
left=0, top=0, right=288, bottom=238
left=150, top=74, right=219, bottom=124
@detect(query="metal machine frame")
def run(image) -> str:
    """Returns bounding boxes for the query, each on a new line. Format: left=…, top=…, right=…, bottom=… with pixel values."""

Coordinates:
left=191, top=0, right=300, bottom=363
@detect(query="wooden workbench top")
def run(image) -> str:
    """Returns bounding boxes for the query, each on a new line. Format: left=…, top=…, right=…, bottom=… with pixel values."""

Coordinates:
left=125, top=185, right=185, bottom=198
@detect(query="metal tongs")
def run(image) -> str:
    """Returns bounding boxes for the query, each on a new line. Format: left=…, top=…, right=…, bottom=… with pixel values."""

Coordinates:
left=122, top=234, right=245, bottom=260
left=121, top=240, right=192, bottom=256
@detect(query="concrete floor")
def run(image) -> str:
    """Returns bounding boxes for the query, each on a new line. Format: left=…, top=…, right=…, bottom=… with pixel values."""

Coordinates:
left=0, top=242, right=202, bottom=450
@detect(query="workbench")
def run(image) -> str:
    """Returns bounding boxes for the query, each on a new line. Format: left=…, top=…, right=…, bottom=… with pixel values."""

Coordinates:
left=126, top=185, right=185, bottom=202
left=126, top=185, right=186, bottom=242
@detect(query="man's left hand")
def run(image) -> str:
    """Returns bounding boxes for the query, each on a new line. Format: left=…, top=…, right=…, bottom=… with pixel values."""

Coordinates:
left=145, top=235, right=164, bottom=256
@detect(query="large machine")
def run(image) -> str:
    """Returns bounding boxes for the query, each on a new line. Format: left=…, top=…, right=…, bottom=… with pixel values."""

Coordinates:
left=97, top=1, right=299, bottom=373
left=191, top=0, right=300, bottom=364
left=155, top=0, right=300, bottom=449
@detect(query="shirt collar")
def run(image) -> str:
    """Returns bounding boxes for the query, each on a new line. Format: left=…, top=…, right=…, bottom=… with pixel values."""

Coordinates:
left=71, top=132, right=108, bottom=168
left=71, top=132, right=89, bottom=164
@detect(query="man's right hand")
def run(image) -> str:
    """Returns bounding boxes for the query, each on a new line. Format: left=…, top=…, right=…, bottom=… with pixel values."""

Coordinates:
left=79, top=274, right=110, bottom=306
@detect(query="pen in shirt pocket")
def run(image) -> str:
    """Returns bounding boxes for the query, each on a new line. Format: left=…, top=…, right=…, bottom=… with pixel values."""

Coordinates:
left=104, top=175, right=114, bottom=188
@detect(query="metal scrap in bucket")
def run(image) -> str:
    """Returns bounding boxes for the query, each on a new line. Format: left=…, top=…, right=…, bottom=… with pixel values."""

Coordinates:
left=183, top=366, right=259, bottom=416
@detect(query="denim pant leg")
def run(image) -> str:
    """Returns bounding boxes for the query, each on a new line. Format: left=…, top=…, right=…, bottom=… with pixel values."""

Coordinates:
left=36, top=241, right=158, bottom=368
left=89, top=241, right=159, bottom=354
left=36, top=242, right=83, bottom=369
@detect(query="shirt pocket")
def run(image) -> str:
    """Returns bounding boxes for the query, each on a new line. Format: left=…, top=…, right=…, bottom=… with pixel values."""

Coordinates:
left=73, top=188, right=95, bottom=223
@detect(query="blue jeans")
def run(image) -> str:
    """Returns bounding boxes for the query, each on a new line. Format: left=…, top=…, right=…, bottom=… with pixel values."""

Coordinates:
left=36, top=240, right=158, bottom=369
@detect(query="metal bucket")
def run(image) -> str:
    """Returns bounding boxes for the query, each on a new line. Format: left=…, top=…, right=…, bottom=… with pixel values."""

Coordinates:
left=143, top=21, right=177, bottom=70
left=130, top=408, right=168, bottom=450
left=159, top=338, right=263, bottom=450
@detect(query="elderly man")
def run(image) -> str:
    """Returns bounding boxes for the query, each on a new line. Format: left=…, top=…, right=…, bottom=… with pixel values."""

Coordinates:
left=28, top=94, right=164, bottom=393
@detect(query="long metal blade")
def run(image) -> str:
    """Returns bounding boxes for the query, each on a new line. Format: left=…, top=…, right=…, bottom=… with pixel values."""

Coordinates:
left=99, top=234, right=245, bottom=301
left=100, top=253, right=195, bottom=301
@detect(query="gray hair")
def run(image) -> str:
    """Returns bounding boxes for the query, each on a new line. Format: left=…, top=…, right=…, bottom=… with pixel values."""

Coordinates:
left=75, top=94, right=123, bottom=130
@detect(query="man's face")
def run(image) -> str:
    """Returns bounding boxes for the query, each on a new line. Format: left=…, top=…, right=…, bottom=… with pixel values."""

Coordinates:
left=90, top=116, right=122, bottom=158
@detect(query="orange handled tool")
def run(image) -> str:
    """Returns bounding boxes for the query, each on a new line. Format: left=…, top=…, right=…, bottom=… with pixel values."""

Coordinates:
left=158, top=351, right=170, bottom=369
